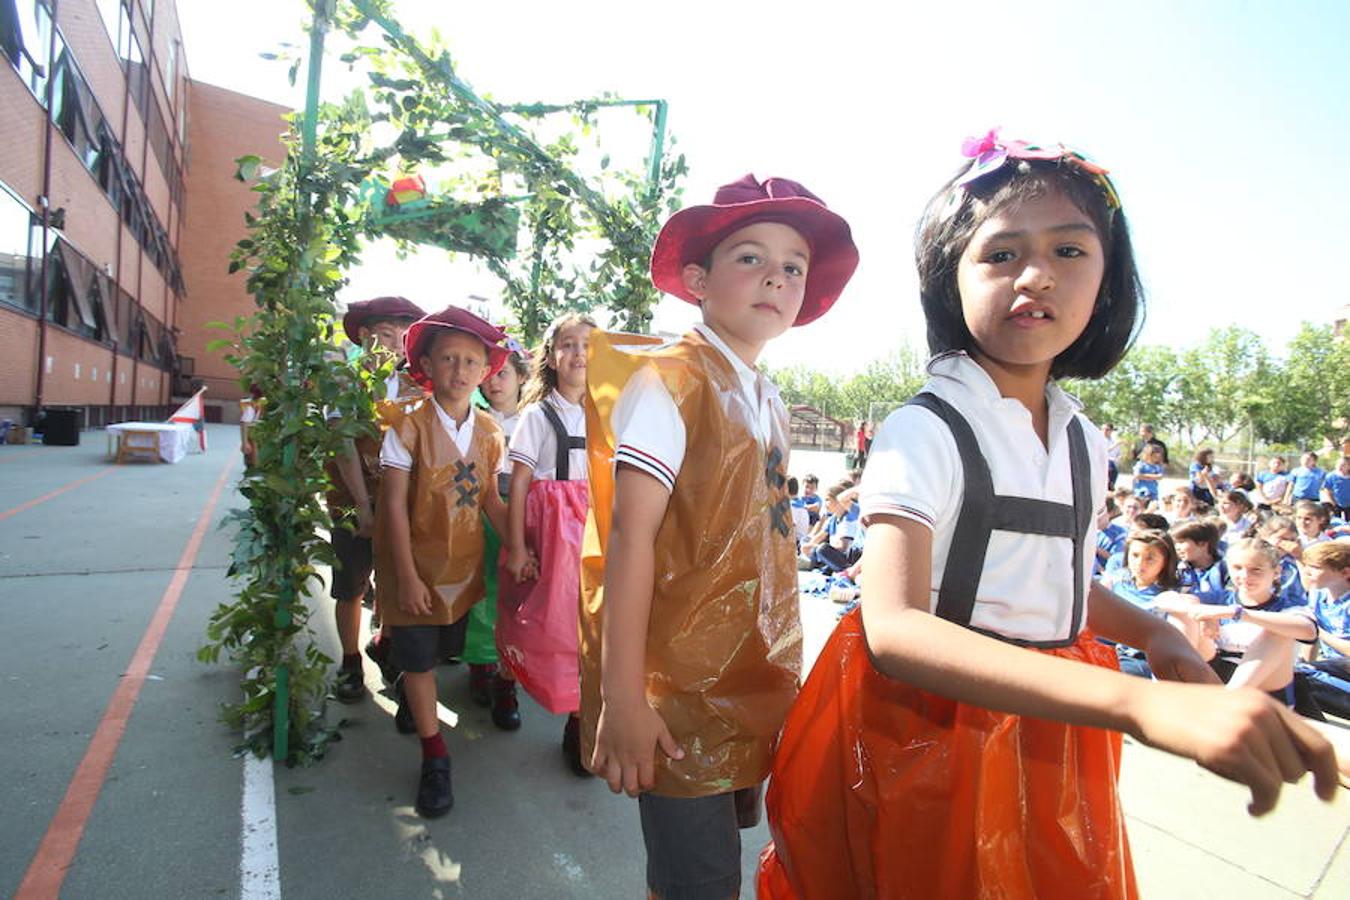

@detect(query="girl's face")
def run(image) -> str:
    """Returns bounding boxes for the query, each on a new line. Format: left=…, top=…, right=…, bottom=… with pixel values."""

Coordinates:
left=1174, top=538, right=1202, bottom=565
left=1294, top=510, right=1326, bottom=538
left=1127, top=541, right=1166, bottom=586
left=1218, top=496, right=1236, bottom=519
left=1121, top=497, right=1142, bottom=520
left=1172, top=491, right=1193, bottom=514
left=1269, top=457, right=1285, bottom=473
left=550, top=323, right=592, bottom=392
left=482, top=363, right=522, bottom=410
left=1230, top=550, right=1278, bottom=604
left=956, top=190, right=1105, bottom=380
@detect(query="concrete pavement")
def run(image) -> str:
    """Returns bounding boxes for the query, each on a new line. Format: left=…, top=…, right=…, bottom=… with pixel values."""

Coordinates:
left=0, top=426, right=1345, bottom=898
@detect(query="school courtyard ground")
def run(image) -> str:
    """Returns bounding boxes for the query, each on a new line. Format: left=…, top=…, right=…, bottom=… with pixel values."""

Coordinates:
left=1, top=426, right=1346, bottom=899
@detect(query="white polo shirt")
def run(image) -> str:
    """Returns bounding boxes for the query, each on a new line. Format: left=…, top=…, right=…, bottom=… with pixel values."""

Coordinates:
left=508, top=390, right=587, bottom=482
left=379, top=398, right=477, bottom=471
left=860, top=352, right=1107, bottom=644
left=610, top=323, right=785, bottom=493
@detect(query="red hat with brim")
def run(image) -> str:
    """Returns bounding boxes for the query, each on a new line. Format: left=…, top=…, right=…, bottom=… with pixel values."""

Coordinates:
left=650, top=175, right=859, bottom=326
left=404, top=306, right=510, bottom=390
left=341, top=295, right=427, bottom=344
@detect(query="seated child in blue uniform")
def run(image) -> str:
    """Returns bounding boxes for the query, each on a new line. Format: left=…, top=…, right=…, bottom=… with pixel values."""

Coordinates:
left=1258, top=515, right=1307, bottom=604
left=1094, top=497, right=1126, bottom=576
left=1162, top=537, right=1316, bottom=706
left=1295, top=540, right=1350, bottom=718
left=1172, top=519, right=1228, bottom=602
left=1293, top=499, right=1331, bottom=549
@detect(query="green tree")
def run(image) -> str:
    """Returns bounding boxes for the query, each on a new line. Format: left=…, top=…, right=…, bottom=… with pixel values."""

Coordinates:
left=1270, top=322, right=1350, bottom=447
left=1171, top=327, right=1270, bottom=447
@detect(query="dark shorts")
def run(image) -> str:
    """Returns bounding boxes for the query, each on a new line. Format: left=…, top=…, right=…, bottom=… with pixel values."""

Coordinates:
left=388, top=619, right=469, bottom=674
left=637, top=785, right=762, bottom=899
left=329, top=527, right=373, bottom=602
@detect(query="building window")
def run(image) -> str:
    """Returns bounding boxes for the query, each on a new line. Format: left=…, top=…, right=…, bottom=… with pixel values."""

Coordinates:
left=45, top=238, right=109, bottom=342
left=0, top=182, right=40, bottom=313
left=1, top=0, right=53, bottom=102
left=50, top=45, right=106, bottom=173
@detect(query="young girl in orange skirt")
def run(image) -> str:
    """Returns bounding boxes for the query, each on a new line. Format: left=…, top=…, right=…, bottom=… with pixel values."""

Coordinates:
left=757, top=133, right=1339, bottom=899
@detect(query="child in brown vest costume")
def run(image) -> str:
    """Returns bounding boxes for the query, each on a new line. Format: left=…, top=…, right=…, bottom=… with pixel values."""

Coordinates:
left=580, top=175, right=858, bottom=898
left=375, top=305, right=510, bottom=818
left=327, top=295, right=427, bottom=703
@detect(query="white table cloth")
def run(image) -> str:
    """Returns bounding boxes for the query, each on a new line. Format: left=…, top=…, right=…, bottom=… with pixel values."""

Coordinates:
left=106, top=422, right=197, bottom=464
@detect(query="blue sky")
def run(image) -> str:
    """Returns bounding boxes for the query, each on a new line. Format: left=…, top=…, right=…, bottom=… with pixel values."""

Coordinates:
left=179, top=0, right=1350, bottom=372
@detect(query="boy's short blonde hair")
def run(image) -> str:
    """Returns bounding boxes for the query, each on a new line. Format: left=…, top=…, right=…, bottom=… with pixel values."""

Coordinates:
left=1303, top=541, right=1350, bottom=571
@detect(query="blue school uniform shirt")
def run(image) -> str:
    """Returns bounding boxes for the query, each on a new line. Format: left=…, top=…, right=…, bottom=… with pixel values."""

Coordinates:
left=1109, top=574, right=1166, bottom=613
left=1278, top=555, right=1306, bottom=604
left=1178, top=558, right=1228, bottom=602
left=1290, top=466, right=1326, bottom=501
left=1103, top=549, right=1126, bottom=578
left=1324, top=471, right=1350, bottom=507
left=1215, top=584, right=1315, bottom=655
left=1094, top=523, right=1126, bottom=575
left=1311, top=588, right=1350, bottom=661
left=1132, top=461, right=1163, bottom=500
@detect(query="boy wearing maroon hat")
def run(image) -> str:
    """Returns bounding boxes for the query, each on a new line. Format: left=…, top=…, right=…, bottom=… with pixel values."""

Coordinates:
left=580, top=175, right=858, bottom=897
left=375, top=305, right=511, bottom=818
left=327, top=296, right=427, bottom=703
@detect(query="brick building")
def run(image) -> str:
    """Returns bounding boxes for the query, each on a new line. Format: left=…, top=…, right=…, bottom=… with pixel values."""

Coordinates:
left=1, top=0, right=287, bottom=430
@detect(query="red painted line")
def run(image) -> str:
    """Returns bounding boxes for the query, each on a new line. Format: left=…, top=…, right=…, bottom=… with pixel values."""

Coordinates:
left=0, top=468, right=115, bottom=523
left=14, top=456, right=236, bottom=899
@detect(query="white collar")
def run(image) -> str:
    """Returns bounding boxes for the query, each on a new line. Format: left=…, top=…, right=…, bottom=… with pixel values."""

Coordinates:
left=926, top=350, right=1081, bottom=417
left=430, top=397, right=475, bottom=436
left=548, top=388, right=583, bottom=411
left=693, top=322, right=762, bottom=385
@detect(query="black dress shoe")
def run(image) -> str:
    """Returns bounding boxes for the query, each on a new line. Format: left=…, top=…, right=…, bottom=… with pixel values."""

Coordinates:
left=562, top=715, right=592, bottom=778
left=365, top=636, right=400, bottom=685
left=334, top=666, right=366, bottom=704
left=415, top=756, right=453, bottom=818
left=468, top=663, right=496, bottom=708
left=394, top=681, right=416, bottom=735
left=490, top=674, right=521, bottom=731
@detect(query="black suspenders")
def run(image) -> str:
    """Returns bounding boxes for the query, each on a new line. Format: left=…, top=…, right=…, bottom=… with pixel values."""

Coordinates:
left=539, top=401, right=586, bottom=482
left=906, top=392, right=1094, bottom=648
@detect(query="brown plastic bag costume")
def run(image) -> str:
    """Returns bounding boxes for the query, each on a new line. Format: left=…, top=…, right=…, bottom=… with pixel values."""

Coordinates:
left=758, top=606, right=1137, bottom=900
left=326, top=370, right=426, bottom=512
left=374, top=401, right=503, bottom=627
left=580, top=329, right=801, bottom=797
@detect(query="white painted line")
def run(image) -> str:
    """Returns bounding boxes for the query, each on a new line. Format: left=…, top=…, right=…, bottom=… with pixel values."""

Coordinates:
left=240, top=749, right=281, bottom=899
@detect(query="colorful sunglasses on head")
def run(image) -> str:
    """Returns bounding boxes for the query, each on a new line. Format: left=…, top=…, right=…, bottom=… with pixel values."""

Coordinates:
left=955, top=128, right=1121, bottom=210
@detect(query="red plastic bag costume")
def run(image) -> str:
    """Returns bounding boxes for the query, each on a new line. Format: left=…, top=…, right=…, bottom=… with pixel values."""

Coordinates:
left=496, top=476, right=588, bottom=715
left=757, top=606, right=1137, bottom=900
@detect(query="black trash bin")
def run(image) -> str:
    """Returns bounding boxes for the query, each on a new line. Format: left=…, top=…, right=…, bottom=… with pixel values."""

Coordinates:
left=41, top=409, right=81, bottom=446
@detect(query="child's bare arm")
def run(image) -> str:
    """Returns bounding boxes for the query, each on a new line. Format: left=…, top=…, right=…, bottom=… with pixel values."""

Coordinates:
left=482, top=487, right=508, bottom=538
left=1187, top=605, right=1318, bottom=642
left=504, top=461, right=537, bottom=581
left=592, top=465, right=683, bottom=796
left=333, top=438, right=374, bottom=536
left=1088, top=584, right=1218, bottom=683
left=1319, top=631, right=1350, bottom=657
left=381, top=468, right=433, bottom=617
left=861, top=515, right=1338, bottom=815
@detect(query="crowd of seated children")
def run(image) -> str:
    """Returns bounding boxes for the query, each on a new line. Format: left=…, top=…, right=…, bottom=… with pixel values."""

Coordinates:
left=1094, top=479, right=1350, bottom=719
left=798, top=480, right=861, bottom=573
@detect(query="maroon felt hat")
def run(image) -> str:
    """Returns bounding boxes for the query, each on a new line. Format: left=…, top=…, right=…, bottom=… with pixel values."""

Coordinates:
left=404, top=306, right=509, bottom=390
left=649, top=175, right=859, bottom=326
left=341, top=295, right=427, bottom=344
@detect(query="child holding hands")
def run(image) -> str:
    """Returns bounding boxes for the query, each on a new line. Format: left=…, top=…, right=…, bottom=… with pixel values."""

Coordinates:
left=581, top=175, right=858, bottom=898
left=375, top=306, right=510, bottom=818
left=758, top=134, right=1337, bottom=900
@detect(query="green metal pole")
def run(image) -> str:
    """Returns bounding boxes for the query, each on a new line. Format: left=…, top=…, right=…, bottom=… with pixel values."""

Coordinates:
left=647, top=101, right=667, bottom=196
left=272, top=0, right=331, bottom=765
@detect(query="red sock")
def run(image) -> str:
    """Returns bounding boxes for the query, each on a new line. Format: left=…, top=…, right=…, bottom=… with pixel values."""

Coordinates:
left=420, top=733, right=447, bottom=759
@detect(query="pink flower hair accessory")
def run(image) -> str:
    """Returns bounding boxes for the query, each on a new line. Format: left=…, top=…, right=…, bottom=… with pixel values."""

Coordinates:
left=954, top=128, right=1120, bottom=209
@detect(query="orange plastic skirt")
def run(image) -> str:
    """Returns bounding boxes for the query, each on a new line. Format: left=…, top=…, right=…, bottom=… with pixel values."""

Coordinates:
left=758, top=607, right=1137, bottom=900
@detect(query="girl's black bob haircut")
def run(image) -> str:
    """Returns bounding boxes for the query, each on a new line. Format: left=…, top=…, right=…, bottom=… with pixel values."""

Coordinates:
left=915, top=156, right=1145, bottom=380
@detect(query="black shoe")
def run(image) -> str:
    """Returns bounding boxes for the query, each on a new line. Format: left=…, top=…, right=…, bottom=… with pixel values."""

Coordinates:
left=468, top=663, right=496, bottom=708
left=490, top=674, right=521, bottom=731
left=365, top=636, right=400, bottom=685
left=415, top=756, right=453, bottom=818
left=562, top=715, right=592, bottom=778
left=334, top=666, right=366, bottom=704
left=394, top=681, right=417, bottom=735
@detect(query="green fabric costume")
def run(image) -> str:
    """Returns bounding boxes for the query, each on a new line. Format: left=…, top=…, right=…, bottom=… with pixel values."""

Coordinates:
left=463, top=389, right=501, bottom=664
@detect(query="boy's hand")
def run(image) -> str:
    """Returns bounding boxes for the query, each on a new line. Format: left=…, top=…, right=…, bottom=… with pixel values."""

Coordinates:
left=354, top=502, right=375, bottom=539
left=591, top=696, right=684, bottom=797
left=397, top=573, right=434, bottom=617
left=1127, top=681, right=1338, bottom=816
left=1142, top=621, right=1221, bottom=685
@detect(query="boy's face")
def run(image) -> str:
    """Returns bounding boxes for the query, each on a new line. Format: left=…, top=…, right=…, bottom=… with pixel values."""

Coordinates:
left=682, top=222, right=810, bottom=357
left=1299, top=561, right=1331, bottom=591
left=1121, top=497, right=1142, bottom=519
left=803, top=480, right=818, bottom=497
left=420, top=331, right=490, bottom=404
left=360, top=319, right=412, bottom=359
left=1303, top=453, right=1317, bottom=468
